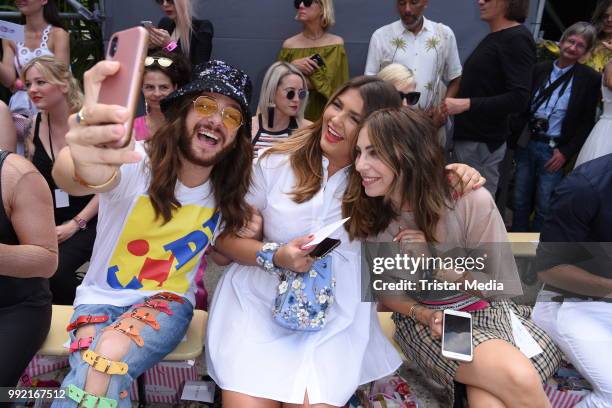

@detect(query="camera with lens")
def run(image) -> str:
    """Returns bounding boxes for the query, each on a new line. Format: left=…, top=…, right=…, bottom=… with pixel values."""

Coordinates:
left=109, top=36, right=119, bottom=57
left=529, top=116, right=549, bottom=137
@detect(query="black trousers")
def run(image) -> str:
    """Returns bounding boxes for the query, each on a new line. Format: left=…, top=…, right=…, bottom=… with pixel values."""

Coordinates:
left=50, top=225, right=96, bottom=305
left=0, top=302, right=51, bottom=389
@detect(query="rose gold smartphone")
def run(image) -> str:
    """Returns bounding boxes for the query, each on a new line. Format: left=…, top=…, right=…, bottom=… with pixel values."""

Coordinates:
left=98, top=27, right=149, bottom=147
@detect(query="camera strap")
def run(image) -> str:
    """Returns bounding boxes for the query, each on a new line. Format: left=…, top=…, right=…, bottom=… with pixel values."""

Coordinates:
left=531, top=64, right=576, bottom=114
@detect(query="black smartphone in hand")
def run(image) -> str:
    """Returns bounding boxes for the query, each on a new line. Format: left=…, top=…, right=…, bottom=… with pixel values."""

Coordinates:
left=310, top=53, right=325, bottom=68
left=309, top=238, right=340, bottom=259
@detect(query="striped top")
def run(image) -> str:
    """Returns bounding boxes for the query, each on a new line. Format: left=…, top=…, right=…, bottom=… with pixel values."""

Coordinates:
left=251, top=114, right=297, bottom=159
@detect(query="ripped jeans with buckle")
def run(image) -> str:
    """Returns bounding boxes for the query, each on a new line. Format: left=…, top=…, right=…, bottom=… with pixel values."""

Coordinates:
left=52, top=293, right=193, bottom=408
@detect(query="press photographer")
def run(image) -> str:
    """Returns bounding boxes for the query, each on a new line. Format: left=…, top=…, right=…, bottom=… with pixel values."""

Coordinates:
left=512, top=22, right=601, bottom=232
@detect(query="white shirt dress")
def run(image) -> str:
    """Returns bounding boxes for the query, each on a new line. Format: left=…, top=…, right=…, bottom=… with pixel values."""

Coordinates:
left=206, top=153, right=402, bottom=406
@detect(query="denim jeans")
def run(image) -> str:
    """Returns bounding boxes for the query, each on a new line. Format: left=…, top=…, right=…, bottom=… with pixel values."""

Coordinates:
left=52, top=298, right=193, bottom=408
left=512, top=141, right=564, bottom=232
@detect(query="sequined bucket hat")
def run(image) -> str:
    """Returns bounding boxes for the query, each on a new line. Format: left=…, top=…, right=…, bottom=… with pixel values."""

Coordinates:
left=161, top=60, right=253, bottom=135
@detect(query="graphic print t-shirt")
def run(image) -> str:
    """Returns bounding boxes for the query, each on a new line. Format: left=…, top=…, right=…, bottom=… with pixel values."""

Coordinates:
left=74, top=142, right=219, bottom=307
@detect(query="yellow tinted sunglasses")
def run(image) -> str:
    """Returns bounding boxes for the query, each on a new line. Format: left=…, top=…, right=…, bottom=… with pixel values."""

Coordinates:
left=192, top=96, right=243, bottom=130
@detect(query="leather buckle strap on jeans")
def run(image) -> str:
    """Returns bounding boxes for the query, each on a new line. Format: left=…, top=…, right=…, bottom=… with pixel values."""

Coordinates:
left=69, top=336, right=94, bottom=353
left=150, top=292, right=185, bottom=304
left=135, top=299, right=173, bottom=315
left=104, top=320, right=145, bottom=347
left=531, top=134, right=558, bottom=148
left=68, top=384, right=117, bottom=408
left=82, top=349, right=128, bottom=375
left=66, top=314, right=110, bottom=332
left=121, top=309, right=161, bottom=330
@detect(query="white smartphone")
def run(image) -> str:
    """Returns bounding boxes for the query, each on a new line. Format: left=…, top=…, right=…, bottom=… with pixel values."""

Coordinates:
left=441, top=309, right=473, bottom=362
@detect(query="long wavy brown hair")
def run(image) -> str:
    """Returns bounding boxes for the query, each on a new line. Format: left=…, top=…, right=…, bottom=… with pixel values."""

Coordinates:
left=343, top=108, right=453, bottom=242
left=146, top=95, right=252, bottom=234
left=263, top=76, right=401, bottom=203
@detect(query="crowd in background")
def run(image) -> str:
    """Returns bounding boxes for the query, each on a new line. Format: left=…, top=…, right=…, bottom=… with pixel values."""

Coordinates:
left=0, top=0, right=611, bottom=407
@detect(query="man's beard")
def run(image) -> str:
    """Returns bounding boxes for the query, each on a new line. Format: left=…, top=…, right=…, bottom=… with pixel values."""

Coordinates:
left=179, top=130, right=236, bottom=168
left=402, top=15, right=423, bottom=30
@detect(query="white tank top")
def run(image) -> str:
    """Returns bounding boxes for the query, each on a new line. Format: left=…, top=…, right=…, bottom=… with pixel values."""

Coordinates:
left=14, top=25, right=54, bottom=71
left=9, top=25, right=55, bottom=120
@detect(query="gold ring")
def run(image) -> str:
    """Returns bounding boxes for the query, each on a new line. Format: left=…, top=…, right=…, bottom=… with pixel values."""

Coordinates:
left=75, top=108, right=89, bottom=126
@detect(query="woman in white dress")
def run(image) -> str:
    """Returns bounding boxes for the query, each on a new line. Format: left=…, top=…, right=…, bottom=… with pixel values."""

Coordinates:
left=208, top=77, right=403, bottom=408
left=575, top=59, right=612, bottom=167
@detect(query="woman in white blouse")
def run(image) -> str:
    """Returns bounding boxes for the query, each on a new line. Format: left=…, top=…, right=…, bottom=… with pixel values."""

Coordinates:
left=208, top=77, right=401, bottom=407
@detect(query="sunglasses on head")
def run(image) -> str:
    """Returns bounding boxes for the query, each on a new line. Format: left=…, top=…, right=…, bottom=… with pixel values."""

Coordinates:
left=193, top=96, right=244, bottom=131
left=154, top=0, right=174, bottom=5
left=144, top=56, right=174, bottom=68
left=398, top=91, right=421, bottom=106
left=294, top=0, right=317, bottom=9
left=285, top=88, right=308, bottom=100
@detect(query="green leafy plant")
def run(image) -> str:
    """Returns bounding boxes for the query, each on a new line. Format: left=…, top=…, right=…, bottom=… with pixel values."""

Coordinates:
left=59, top=0, right=105, bottom=81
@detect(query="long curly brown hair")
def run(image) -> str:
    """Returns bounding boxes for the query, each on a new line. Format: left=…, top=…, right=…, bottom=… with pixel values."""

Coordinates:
left=263, top=76, right=401, bottom=203
left=343, top=108, right=453, bottom=242
left=146, top=95, right=252, bottom=235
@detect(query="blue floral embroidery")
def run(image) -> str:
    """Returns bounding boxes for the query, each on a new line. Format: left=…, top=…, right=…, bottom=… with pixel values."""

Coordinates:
left=273, top=257, right=335, bottom=331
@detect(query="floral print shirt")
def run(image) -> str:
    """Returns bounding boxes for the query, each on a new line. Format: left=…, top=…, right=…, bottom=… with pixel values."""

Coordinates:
left=365, top=18, right=462, bottom=109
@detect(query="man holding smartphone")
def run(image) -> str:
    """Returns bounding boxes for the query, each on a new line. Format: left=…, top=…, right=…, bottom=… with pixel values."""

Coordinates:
left=50, top=59, right=253, bottom=407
